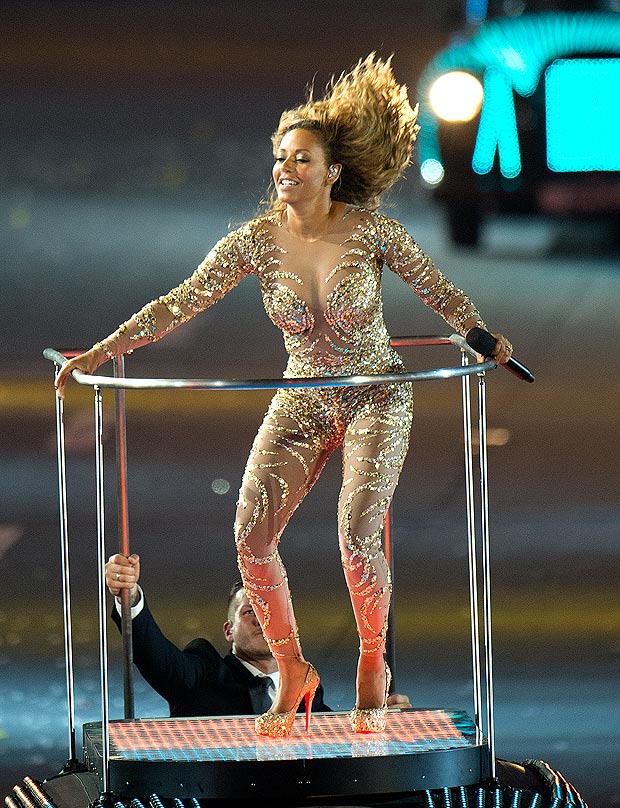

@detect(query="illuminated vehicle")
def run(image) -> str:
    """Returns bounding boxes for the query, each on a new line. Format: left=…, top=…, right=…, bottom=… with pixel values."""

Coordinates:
left=416, top=8, right=620, bottom=245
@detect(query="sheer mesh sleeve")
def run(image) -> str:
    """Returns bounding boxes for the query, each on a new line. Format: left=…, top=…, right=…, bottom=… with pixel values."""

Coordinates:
left=374, top=213, right=485, bottom=336
left=95, top=226, right=251, bottom=358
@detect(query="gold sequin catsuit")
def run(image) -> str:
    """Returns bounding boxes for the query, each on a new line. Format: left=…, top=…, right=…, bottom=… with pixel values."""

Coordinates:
left=98, top=207, right=485, bottom=665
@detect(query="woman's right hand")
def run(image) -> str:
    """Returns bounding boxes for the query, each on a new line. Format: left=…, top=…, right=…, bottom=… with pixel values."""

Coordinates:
left=54, top=345, right=106, bottom=400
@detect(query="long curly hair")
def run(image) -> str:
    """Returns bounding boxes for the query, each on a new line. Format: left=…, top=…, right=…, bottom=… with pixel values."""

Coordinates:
left=266, top=53, right=419, bottom=212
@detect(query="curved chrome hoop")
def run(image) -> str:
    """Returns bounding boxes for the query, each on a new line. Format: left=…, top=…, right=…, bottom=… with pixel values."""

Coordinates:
left=44, top=335, right=498, bottom=783
left=44, top=340, right=496, bottom=391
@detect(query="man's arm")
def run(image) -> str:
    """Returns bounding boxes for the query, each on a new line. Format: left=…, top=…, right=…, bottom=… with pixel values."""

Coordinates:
left=106, top=553, right=218, bottom=705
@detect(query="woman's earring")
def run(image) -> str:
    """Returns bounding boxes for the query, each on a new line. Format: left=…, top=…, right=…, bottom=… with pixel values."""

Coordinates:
left=328, top=166, right=338, bottom=178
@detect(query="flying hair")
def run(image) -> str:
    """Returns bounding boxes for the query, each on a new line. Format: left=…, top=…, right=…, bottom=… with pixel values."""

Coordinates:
left=268, top=53, right=419, bottom=211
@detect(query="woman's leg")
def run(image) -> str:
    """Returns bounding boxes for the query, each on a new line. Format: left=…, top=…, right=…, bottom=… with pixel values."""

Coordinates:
left=235, top=390, right=335, bottom=711
left=338, top=384, right=413, bottom=708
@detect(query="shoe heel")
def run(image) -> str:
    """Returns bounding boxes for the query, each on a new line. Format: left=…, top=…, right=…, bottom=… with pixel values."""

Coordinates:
left=255, top=662, right=320, bottom=738
left=304, top=680, right=319, bottom=732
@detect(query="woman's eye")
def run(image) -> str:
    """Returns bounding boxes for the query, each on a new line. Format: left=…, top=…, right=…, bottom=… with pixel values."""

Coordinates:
left=274, top=156, right=310, bottom=163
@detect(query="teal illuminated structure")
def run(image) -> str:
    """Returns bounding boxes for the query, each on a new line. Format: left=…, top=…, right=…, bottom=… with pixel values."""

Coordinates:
left=546, top=58, right=620, bottom=172
left=417, top=12, right=620, bottom=182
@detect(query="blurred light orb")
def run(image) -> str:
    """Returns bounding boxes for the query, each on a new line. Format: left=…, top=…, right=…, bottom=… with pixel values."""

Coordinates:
left=211, top=478, right=230, bottom=495
left=472, top=427, right=511, bottom=448
left=9, top=207, right=31, bottom=230
left=429, top=72, right=484, bottom=122
left=420, top=158, right=445, bottom=185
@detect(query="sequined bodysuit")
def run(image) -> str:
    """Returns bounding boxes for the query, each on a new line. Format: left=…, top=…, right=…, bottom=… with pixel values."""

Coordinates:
left=98, top=207, right=485, bottom=663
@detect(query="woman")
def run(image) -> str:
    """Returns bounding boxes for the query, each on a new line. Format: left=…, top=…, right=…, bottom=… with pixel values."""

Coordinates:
left=56, top=54, right=513, bottom=738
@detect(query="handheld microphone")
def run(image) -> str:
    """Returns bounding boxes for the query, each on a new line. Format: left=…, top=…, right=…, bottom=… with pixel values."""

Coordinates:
left=466, top=327, right=535, bottom=383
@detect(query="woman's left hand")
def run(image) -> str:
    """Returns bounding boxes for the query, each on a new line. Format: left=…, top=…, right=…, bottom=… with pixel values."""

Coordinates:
left=490, top=333, right=514, bottom=365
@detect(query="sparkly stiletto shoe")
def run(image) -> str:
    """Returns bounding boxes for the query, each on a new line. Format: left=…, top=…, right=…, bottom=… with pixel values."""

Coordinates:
left=255, top=662, right=320, bottom=738
left=349, top=662, right=392, bottom=733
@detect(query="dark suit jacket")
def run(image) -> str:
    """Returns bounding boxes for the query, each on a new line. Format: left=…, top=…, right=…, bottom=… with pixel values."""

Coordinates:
left=111, top=596, right=330, bottom=717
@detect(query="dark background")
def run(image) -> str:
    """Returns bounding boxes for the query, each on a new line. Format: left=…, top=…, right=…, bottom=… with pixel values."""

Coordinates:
left=1, top=2, right=619, bottom=805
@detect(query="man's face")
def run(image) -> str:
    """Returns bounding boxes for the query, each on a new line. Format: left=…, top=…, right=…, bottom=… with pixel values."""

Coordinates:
left=224, top=589, right=272, bottom=663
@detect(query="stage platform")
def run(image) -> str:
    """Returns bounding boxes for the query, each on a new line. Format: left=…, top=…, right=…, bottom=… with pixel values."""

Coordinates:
left=83, top=708, right=489, bottom=803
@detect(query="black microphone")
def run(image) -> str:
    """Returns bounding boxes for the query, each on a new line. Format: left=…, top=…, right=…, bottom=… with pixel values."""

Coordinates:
left=466, top=327, right=535, bottom=383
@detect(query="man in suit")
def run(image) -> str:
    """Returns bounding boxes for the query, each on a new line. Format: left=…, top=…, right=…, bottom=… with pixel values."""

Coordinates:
left=105, top=552, right=333, bottom=717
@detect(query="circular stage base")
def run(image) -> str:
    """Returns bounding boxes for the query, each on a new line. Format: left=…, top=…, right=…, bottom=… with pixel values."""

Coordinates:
left=82, top=709, right=489, bottom=802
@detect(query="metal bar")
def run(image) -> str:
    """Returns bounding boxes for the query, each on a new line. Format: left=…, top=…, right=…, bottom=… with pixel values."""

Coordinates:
left=43, top=346, right=497, bottom=391
left=52, top=364, right=77, bottom=763
left=383, top=505, right=396, bottom=690
left=94, top=386, right=110, bottom=794
left=461, top=352, right=483, bottom=740
left=75, top=362, right=498, bottom=389
left=388, top=335, right=454, bottom=348
left=477, top=372, right=496, bottom=779
left=113, top=356, right=135, bottom=719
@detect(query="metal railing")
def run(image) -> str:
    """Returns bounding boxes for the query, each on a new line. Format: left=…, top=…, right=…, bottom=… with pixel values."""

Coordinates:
left=44, top=335, right=499, bottom=793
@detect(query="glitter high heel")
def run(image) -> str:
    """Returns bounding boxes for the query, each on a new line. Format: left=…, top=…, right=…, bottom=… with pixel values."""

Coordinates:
left=349, top=662, right=391, bottom=733
left=255, top=662, right=320, bottom=737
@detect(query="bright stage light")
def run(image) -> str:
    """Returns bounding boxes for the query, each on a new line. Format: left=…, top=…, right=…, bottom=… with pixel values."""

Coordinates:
left=429, top=72, right=484, bottom=123
left=420, top=158, right=445, bottom=185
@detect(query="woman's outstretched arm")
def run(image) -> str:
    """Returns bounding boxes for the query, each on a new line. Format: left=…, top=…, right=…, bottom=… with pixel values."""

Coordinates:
left=55, top=228, right=250, bottom=397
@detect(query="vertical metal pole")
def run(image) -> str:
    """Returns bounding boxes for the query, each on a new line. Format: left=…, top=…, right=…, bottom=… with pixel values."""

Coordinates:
left=113, top=356, right=134, bottom=719
left=383, top=505, right=396, bottom=690
left=461, top=353, right=483, bottom=741
left=477, top=372, right=496, bottom=779
left=53, top=366, right=77, bottom=764
left=94, top=386, right=110, bottom=794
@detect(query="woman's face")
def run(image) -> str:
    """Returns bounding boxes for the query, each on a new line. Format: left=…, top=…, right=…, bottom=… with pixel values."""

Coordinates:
left=272, top=128, right=338, bottom=204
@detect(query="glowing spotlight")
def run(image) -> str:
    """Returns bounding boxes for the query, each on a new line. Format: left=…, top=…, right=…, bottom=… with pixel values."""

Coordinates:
left=429, top=71, right=484, bottom=122
left=421, top=158, right=445, bottom=185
